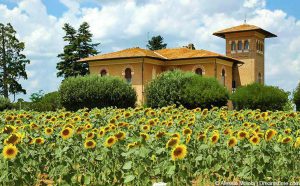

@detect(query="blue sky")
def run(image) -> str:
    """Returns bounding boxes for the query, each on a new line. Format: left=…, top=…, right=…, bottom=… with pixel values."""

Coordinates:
left=0, top=0, right=300, bottom=101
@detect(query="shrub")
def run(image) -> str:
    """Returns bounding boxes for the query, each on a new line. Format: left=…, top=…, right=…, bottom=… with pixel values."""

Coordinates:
left=231, top=83, right=289, bottom=111
left=59, top=75, right=137, bottom=111
left=145, top=70, right=229, bottom=109
left=293, top=82, right=300, bottom=111
left=0, top=97, right=12, bottom=111
left=30, top=91, right=62, bottom=111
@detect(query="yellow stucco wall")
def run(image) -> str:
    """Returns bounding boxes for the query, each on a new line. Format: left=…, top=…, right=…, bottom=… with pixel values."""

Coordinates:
left=88, top=57, right=235, bottom=104
left=224, top=31, right=266, bottom=86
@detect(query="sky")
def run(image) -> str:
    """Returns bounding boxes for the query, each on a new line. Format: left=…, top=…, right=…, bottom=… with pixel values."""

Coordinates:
left=0, top=0, right=300, bottom=101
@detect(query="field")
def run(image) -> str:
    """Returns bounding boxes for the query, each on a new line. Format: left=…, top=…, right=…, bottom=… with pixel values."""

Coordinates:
left=0, top=106, right=300, bottom=185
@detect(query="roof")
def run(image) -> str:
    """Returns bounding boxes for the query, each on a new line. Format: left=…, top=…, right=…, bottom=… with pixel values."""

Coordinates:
left=213, top=24, right=277, bottom=38
left=78, top=47, right=165, bottom=62
left=79, top=47, right=243, bottom=64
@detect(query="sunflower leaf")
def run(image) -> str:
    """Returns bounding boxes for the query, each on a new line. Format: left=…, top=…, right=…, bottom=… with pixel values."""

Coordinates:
left=122, top=161, right=132, bottom=170
left=124, top=175, right=135, bottom=183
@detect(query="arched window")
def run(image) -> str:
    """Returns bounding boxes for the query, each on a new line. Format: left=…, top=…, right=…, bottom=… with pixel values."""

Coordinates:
left=244, top=40, right=249, bottom=50
left=258, top=73, right=262, bottom=84
left=231, top=41, right=236, bottom=51
left=221, top=69, right=226, bottom=86
left=125, top=68, right=132, bottom=83
left=100, top=69, right=107, bottom=77
left=238, top=41, right=243, bottom=51
left=195, top=68, right=203, bottom=76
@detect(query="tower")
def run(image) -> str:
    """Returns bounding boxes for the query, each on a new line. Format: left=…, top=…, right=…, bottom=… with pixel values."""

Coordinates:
left=213, top=24, right=277, bottom=88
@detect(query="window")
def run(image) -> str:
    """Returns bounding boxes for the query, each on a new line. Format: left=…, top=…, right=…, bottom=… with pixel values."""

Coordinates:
left=125, top=68, right=132, bottom=83
left=195, top=68, right=203, bottom=76
left=221, top=69, right=226, bottom=86
left=238, top=41, right=243, bottom=51
left=231, top=41, right=236, bottom=51
left=244, top=40, right=249, bottom=51
left=256, top=40, right=259, bottom=51
left=100, top=69, right=107, bottom=77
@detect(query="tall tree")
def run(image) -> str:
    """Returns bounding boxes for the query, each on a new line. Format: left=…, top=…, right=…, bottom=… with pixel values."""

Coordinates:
left=57, top=22, right=100, bottom=78
left=146, top=35, right=167, bottom=50
left=0, top=23, right=30, bottom=98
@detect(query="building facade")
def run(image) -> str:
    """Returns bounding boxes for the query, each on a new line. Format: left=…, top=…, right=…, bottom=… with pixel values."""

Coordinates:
left=79, top=24, right=276, bottom=104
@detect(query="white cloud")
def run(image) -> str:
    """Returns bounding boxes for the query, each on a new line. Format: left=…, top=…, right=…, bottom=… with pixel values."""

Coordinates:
left=0, top=0, right=299, bottom=101
left=243, top=0, right=266, bottom=8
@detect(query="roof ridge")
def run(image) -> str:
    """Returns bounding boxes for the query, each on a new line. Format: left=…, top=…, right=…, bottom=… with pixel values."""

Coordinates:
left=153, top=51, right=168, bottom=59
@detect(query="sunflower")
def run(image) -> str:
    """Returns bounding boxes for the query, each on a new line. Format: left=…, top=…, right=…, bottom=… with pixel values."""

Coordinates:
left=85, top=123, right=92, bottom=130
left=85, top=132, right=95, bottom=140
left=98, top=128, right=106, bottom=138
left=284, top=128, right=292, bottom=134
left=171, top=133, right=181, bottom=139
left=2, top=125, right=16, bottom=134
left=76, top=126, right=85, bottom=134
left=202, top=109, right=208, bottom=116
left=166, top=137, right=180, bottom=148
left=147, top=119, right=156, bottom=126
left=104, top=136, right=117, bottom=148
left=5, top=115, right=14, bottom=122
left=249, top=136, right=260, bottom=145
left=124, top=112, right=132, bottom=118
left=210, top=133, right=219, bottom=144
left=109, top=118, right=117, bottom=124
left=265, top=129, right=277, bottom=141
left=35, top=137, right=45, bottom=145
left=223, top=128, right=232, bottom=135
left=171, top=144, right=187, bottom=161
left=227, top=137, right=238, bottom=148
left=282, top=136, right=293, bottom=144
left=140, top=133, right=150, bottom=141
left=2, top=144, right=18, bottom=160
left=155, top=131, right=165, bottom=139
left=237, top=130, right=248, bottom=140
left=44, top=127, right=54, bottom=136
left=294, top=137, right=300, bottom=148
left=30, top=123, right=39, bottom=130
left=183, top=128, right=192, bottom=136
left=4, top=133, right=21, bottom=145
left=198, top=133, right=206, bottom=141
left=84, top=140, right=96, bottom=149
left=60, top=127, right=73, bottom=140
left=127, top=142, right=137, bottom=149
left=185, top=134, right=191, bottom=144
left=141, top=125, right=150, bottom=132
left=114, top=131, right=126, bottom=140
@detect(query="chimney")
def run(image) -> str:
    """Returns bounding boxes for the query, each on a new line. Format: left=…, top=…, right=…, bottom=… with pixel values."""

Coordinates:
left=184, top=43, right=196, bottom=50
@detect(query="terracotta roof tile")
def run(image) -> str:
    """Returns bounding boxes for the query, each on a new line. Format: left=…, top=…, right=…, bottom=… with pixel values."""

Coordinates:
left=213, top=24, right=277, bottom=38
left=78, top=47, right=164, bottom=62
left=79, top=47, right=243, bottom=64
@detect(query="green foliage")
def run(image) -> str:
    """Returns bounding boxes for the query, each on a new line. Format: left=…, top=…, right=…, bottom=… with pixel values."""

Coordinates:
left=0, top=96, right=12, bottom=111
left=181, top=75, right=229, bottom=109
left=146, top=35, right=167, bottom=50
left=231, top=83, right=289, bottom=111
left=13, top=91, right=61, bottom=111
left=145, top=70, right=229, bottom=109
left=29, top=90, right=44, bottom=102
left=0, top=23, right=30, bottom=98
left=57, top=22, right=99, bottom=79
left=59, top=75, right=137, bottom=111
left=293, top=82, right=300, bottom=111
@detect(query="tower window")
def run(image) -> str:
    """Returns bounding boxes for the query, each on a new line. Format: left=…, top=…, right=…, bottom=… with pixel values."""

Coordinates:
left=244, top=40, right=249, bottom=51
left=238, top=41, right=243, bottom=51
left=195, top=68, right=203, bottom=76
left=231, top=41, right=236, bottom=51
left=125, top=68, right=132, bottom=83
left=221, top=69, right=226, bottom=86
left=100, top=69, right=107, bottom=77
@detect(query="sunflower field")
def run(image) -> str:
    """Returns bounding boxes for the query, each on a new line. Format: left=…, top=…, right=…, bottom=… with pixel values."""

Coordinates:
left=0, top=106, right=300, bottom=185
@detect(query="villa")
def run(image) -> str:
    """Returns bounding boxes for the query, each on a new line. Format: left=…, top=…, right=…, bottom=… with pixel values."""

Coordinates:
left=79, top=24, right=277, bottom=104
